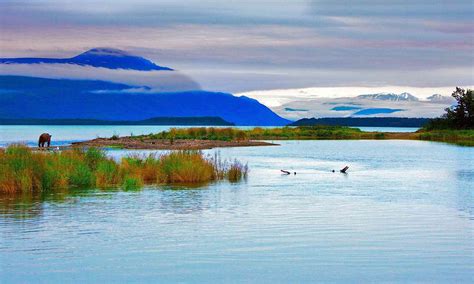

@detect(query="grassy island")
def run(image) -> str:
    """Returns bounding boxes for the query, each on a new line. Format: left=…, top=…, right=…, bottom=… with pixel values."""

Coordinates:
left=70, top=125, right=474, bottom=149
left=157, top=126, right=473, bottom=146
left=0, top=145, right=248, bottom=194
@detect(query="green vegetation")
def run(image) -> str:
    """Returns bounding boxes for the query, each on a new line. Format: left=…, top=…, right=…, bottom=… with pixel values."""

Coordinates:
left=141, top=127, right=248, bottom=141
left=245, top=126, right=371, bottom=140
left=417, top=129, right=474, bottom=146
left=418, top=87, right=474, bottom=145
left=425, top=87, right=473, bottom=130
left=0, top=145, right=248, bottom=194
left=136, top=125, right=376, bottom=141
left=130, top=125, right=473, bottom=146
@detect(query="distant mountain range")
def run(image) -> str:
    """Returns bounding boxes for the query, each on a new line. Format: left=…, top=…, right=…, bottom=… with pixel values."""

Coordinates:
left=271, top=90, right=456, bottom=120
left=0, top=49, right=290, bottom=126
left=357, top=92, right=419, bottom=101
left=356, top=92, right=454, bottom=103
left=0, top=48, right=172, bottom=71
left=426, top=94, right=456, bottom=104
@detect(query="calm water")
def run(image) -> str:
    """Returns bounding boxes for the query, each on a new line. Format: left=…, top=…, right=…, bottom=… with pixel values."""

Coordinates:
left=355, top=126, right=419, bottom=133
left=0, top=136, right=473, bottom=282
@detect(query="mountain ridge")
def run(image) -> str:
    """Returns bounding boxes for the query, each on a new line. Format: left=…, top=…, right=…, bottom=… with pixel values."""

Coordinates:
left=0, top=76, right=290, bottom=126
left=357, top=92, right=419, bottom=101
left=0, top=48, right=172, bottom=71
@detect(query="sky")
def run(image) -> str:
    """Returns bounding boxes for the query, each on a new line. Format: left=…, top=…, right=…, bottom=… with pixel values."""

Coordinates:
left=0, top=0, right=473, bottom=95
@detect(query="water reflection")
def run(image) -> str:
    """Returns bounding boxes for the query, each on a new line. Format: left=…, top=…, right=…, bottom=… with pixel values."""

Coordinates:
left=1, top=140, right=473, bottom=283
left=155, top=186, right=212, bottom=215
left=0, top=188, right=107, bottom=220
left=0, top=193, right=44, bottom=220
left=0, top=183, right=230, bottom=220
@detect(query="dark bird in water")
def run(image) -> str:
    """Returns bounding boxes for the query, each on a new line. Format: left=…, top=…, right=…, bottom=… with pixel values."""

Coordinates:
left=281, top=170, right=291, bottom=175
left=340, top=166, right=349, bottom=173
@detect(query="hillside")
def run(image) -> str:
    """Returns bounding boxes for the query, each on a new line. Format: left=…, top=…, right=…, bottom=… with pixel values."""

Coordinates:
left=0, top=76, right=290, bottom=126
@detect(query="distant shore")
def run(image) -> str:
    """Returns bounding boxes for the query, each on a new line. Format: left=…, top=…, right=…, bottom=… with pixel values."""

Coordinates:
left=70, top=137, right=278, bottom=150
left=55, top=126, right=474, bottom=149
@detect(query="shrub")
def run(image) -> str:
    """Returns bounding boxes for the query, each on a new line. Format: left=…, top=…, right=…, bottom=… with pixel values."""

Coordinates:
left=159, top=151, right=215, bottom=183
left=227, top=160, right=248, bottom=182
left=122, top=176, right=143, bottom=191
left=0, top=145, right=247, bottom=194
left=95, top=159, right=121, bottom=187
left=374, top=133, right=386, bottom=139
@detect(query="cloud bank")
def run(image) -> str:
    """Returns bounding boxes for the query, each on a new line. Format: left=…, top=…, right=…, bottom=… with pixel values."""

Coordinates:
left=239, top=86, right=474, bottom=119
left=0, top=63, right=200, bottom=92
left=0, top=0, right=472, bottom=93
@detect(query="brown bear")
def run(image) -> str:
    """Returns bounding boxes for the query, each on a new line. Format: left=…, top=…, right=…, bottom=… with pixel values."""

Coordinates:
left=38, top=133, right=52, bottom=148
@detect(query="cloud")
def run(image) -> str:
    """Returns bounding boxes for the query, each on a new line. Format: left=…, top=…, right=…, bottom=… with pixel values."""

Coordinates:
left=0, top=63, right=201, bottom=92
left=238, top=85, right=474, bottom=119
left=276, top=97, right=452, bottom=119
left=0, top=1, right=473, bottom=93
left=309, top=0, right=473, bottom=20
left=237, top=86, right=473, bottom=107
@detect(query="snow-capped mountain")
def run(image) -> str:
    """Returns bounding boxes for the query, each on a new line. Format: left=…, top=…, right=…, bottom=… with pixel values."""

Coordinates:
left=357, top=92, right=419, bottom=101
left=239, top=88, right=461, bottom=120
left=427, top=94, right=455, bottom=104
left=0, top=48, right=172, bottom=71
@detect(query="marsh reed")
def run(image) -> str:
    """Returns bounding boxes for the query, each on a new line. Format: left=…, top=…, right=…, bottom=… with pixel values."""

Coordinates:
left=0, top=145, right=248, bottom=194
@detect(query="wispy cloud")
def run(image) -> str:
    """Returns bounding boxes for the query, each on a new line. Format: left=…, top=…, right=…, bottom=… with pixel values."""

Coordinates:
left=0, top=63, right=201, bottom=92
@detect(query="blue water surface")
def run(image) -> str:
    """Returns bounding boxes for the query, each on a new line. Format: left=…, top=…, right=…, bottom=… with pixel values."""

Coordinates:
left=0, top=137, right=472, bottom=283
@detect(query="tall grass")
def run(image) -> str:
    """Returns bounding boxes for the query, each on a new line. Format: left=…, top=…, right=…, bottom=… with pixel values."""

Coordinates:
left=136, top=126, right=473, bottom=146
left=136, top=126, right=369, bottom=141
left=0, top=145, right=248, bottom=194
left=417, top=129, right=474, bottom=146
left=141, top=127, right=249, bottom=141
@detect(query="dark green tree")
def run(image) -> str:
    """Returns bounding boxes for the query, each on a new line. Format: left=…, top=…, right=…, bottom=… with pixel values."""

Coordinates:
left=426, top=87, right=474, bottom=129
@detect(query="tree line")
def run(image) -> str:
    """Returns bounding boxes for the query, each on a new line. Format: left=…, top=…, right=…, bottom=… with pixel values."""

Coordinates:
left=426, top=87, right=473, bottom=130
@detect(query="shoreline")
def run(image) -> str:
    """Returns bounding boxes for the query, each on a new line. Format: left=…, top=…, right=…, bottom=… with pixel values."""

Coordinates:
left=4, top=127, right=473, bottom=149
left=69, top=137, right=279, bottom=150
left=51, top=132, right=471, bottom=149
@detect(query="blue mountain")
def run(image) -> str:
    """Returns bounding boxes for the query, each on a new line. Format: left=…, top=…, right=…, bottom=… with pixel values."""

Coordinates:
left=0, top=48, right=172, bottom=71
left=0, top=76, right=290, bottom=126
